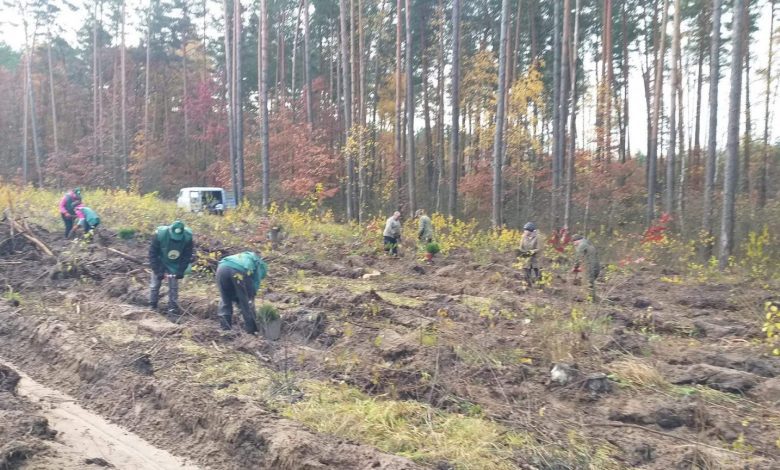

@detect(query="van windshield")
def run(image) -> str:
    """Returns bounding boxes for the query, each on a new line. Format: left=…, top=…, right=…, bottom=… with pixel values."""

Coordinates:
left=200, top=191, right=224, bottom=208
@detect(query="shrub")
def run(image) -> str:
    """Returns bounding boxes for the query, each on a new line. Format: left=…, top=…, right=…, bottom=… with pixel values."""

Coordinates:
left=257, top=303, right=280, bottom=323
left=118, top=227, right=137, bottom=240
left=762, top=301, right=780, bottom=356
left=425, top=241, right=441, bottom=255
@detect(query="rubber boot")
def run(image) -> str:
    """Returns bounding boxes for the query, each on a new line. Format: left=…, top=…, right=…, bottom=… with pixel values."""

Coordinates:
left=219, top=315, right=233, bottom=331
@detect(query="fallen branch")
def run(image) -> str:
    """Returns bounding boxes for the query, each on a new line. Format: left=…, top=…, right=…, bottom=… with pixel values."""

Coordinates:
left=4, top=213, right=54, bottom=257
left=106, top=247, right=145, bottom=265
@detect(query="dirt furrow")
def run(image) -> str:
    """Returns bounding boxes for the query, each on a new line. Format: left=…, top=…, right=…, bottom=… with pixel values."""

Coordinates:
left=0, top=304, right=420, bottom=470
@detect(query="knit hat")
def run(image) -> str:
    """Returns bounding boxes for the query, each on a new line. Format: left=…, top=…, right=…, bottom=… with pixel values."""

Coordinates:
left=571, top=234, right=584, bottom=241
left=169, top=220, right=186, bottom=241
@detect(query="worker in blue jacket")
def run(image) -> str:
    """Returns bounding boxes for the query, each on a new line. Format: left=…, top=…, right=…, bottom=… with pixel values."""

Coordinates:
left=216, top=251, right=268, bottom=334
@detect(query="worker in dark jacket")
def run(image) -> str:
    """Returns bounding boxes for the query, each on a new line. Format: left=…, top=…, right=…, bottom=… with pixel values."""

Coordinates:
left=58, top=188, right=82, bottom=238
left=149, top=220, right=193, bottom=315
left=216, top=251, right=268, bottom=334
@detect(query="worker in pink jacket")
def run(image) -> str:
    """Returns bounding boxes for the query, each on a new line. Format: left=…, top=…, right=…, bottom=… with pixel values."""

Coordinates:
left=59, top=188, right=82, bottom=238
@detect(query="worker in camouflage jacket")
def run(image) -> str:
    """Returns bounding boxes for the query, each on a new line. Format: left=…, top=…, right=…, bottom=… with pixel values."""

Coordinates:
left=571, top=234, right=600, bottom=300
left=518, top=222, right=540, bottom=286
left=149, top=220, right=193, bottom=315
left=416, top=209, right=434, bottom=244
left=383, top=211, right=402, bottom=256
left=216, top=251, right=268, bottom=334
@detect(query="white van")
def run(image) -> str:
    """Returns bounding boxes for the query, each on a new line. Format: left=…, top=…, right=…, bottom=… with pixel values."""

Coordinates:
left=177, top=187, right=232, bottom=215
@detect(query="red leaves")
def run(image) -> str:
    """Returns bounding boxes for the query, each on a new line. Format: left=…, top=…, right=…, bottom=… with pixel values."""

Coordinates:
left=642, top=213, right=672, bottom=244
left=548, top=227, right=572, bottom=252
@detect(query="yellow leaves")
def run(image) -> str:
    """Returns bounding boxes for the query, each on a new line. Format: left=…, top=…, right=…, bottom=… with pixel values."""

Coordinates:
left=763, top=301, right=780, bottom=355
left=461, top=50, right=498, bottom=109
left=740, top=226, right=773, bottom=280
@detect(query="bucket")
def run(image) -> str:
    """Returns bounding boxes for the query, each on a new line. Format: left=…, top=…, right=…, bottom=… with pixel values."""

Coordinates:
left=262, top=318, right=282, bottom=340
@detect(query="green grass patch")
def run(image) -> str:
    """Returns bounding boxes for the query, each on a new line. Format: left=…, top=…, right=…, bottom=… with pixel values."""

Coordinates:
left=284, top=382, right=530, bottom=469
left=460, top=295, right=493, bottom=312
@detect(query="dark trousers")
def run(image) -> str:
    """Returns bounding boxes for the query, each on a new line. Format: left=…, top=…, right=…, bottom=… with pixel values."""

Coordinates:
left=384, top=236, right=398, bottom=255
left=150, top=273, right=179, bottom=312
left=61, top=214, right=73, bottom=238
left=82, top=221, right=96, bottom=233
left=216, top=265, right=258, bottom=334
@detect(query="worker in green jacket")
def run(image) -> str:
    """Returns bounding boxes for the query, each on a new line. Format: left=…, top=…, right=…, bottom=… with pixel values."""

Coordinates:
left=571, top=234, right=600, bottom=300
left=69, top=204, right=101, bottom=238
left=416, top=209, right=434, bottom=244
left=216, top=251, right=268, bottom=334
left=149, top=220, right=193, bottom=315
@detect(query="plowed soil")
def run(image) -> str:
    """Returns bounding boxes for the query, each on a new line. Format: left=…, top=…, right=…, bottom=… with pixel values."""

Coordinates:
left=0, top=221, right=778, bottom=469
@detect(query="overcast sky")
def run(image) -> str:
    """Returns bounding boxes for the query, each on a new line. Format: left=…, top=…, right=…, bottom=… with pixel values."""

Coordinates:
left=0, top=0, right=778, bottom=157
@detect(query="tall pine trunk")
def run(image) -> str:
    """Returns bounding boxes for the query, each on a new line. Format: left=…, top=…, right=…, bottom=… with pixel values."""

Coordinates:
left=22, top=53, right=28, bottom=184
left=120, top=0, right=127, bottom=188
left=422, top=23, right=433, bottom=196
left=93, top=1, right=100, bottom=164
left=448, top=0, right=461, bottom=217
left=46, top=40, right=59, bottom=157
left=702, top=0, right=721, bottom=250
left=233, top=0, right=244, bottom=202
left=759, top=0, right=775, bottom=208
left=719, top=0, right=746, bottom=269
left=405, top=0, right=416, bottom=216
left=492, top=0, right=511, bottom=228
left=435, top=0, right=445, bottom=212
left=564, top=0, right=580, bottom=229
left=550, top=0, right=561, bottom=227
left=693, top=44, right=704, bottom=169
left=394, top=0, right=403, bottom=208
left=555, top=0, right=570, bottom=229
left=358, top=0, right=367, bottom=221
left=647, top=0, right=669, bottom=225
left=741, top=33, right=751, bottom=196
left=303, top=0, right=313, bottom=125
left=665, top=0, right=681, bottom=216
left=260, top=0, right=270, bottom=208
left=144, top=5, right=152, bottom=163
left=339, top=0, right=355, bottom=219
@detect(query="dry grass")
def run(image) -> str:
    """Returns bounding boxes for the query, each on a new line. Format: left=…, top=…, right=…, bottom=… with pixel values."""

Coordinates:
left=95, top=320, right=151, bottom=345
left=609, top=357, right=670, bottom=389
